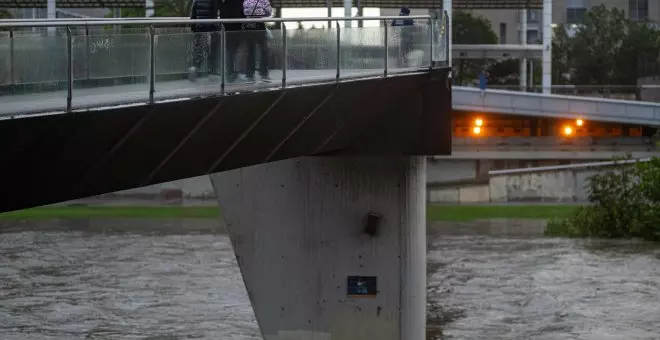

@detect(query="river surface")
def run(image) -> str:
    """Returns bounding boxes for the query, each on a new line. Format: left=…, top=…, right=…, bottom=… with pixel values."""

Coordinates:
left=1, top=219, right=660, bottom=340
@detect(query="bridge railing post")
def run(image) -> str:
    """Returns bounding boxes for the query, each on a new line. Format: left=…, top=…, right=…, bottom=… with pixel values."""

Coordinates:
left=281, top=24, right=287, bottom=89
left=383, top=19, right=388, bottom=77
left=428, top=17, right=433, bottom=70
left=66, top=25, right=73, bottom=112
left=9, top=28, right=14, bottom=85
left=336, top=20, right=341, bottom=82
left=148, top=25, right=155, bottom=104
left=220, top=24, right=226, bottom=95
left=444, top=11, right=450, bottom=67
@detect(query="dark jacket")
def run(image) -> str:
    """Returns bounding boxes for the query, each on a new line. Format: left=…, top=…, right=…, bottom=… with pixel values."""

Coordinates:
left=190, top=0, right=219, bottom=32
left=218, top=0, right=245, bottom=31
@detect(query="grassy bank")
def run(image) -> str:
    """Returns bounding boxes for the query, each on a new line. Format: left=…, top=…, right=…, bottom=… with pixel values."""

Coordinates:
left=0, top=204, right=581, bottom=221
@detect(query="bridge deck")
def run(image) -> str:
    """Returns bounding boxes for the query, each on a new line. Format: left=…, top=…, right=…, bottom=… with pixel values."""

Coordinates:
left=5, top=75, right=660, bottom=126
left=453, top=86, right=660, bottom=126
left=2, top=68, right=418, bottom=117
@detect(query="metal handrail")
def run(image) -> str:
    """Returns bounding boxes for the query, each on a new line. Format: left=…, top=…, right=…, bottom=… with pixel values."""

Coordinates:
left=0, top=15, right=431, bottom=28
left=488, top=158, right=652, bottom=176
left=0, top=13, right=450, bottom=114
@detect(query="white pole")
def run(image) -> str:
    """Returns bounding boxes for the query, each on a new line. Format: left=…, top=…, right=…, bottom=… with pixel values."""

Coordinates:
left=47, top=0, right=56, bottom=35
left=443, top=0, right=452, bottom=67
left=542, top=0, right=552, bottom=94
left=520, top=9, right=527, bottom=91
left=344, top=0, right=351, bottom=28
left=146, top=0, right=154, bottom=17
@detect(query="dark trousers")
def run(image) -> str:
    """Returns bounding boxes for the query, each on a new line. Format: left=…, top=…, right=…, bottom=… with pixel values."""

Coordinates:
left=192, top=29, right=220, bottom=75
left=225, top=30, right=241, bottom=80
left=243, top=23, right=269, bottom=78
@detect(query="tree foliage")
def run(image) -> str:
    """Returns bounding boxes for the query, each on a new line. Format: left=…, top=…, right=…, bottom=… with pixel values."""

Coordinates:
left=546, top=156, right=660, bottom=241
left=452, top=10, right=497, bottom=86
left=555, top=5, right=660, bottom=86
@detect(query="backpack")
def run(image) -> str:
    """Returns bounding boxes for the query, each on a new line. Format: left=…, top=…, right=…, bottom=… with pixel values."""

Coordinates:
left=243, top=0, right=272, bottom=18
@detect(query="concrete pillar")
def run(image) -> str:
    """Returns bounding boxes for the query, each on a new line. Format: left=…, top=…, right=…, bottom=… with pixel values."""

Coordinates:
left=210, top=156, right=427, bottom=340
left=520, top=9, right=527, bottom=91
left=542, top=0, right=552, bottom=94
left=443, top=0, right=452, bottom=67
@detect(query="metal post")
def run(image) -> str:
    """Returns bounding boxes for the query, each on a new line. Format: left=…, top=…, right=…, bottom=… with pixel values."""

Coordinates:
left=428, top=18, right=433, bottom=70
left=9, top=29, right=14, bottom=85
left=529, top=59, right=534, bottom=91
left=542, top=0, right=552, bottom=94
left=336, top=21, right=341, bottom=82
left=66, top=26, right=73, bottom=112
left=85, top=26, right=90, bottom=80
left=326, top=0, right=332, bottom=29
left=282, top=24, right=287, bottom=88
left=145, top=0, right=154, bottom=17
left=443, top=0, right=452, bottom=68
left=520, top=8, right=527, bottom=91
left=220, top=25, right=226, bottom=94
left=444, top=11, right=450, bottom=66
left=383, top=21, right=388, bottom=77
left=47, top=0, right=56, bottom=36
left=344, top=0, right=351, bottom=28
left=149, top=25, right=155, bottom=104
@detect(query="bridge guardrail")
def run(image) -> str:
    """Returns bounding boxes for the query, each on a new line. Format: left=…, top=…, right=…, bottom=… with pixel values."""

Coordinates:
left=0, top=14, right=449, bottom=113
left=452, top=136, right=656, bottom=146
left=464, top=84, right=660, bottom=102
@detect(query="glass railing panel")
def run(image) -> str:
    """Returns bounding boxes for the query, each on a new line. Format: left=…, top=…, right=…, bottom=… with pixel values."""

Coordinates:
left=389, top=23, right=430, bottom=72
left=284, top=26, right=338, bottom=84
left=432, top=15, right=448, bottom=63
left=71, top=27, right=150, bottom=109
left=154, top=28, right=222, bottom=100
left=0, top=31, right=10, bottom=87
left=0, top=31, right=68, bottom=115
left=339, top=24, right=385, bottom=79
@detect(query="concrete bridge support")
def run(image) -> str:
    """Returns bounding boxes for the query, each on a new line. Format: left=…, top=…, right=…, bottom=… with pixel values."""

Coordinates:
left=209, top=156, right=427, bottom=340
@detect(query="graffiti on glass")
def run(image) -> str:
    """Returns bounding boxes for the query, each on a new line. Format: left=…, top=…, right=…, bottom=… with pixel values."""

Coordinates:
left=89, top=38, right=112, bottom=53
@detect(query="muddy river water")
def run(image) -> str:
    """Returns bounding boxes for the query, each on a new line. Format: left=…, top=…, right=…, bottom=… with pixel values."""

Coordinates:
left=1, top=219, right=659, bottom=340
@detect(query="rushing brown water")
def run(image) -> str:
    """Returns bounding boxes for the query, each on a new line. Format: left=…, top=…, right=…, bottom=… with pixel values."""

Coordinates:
left=1, top=218, right=660, bottom=340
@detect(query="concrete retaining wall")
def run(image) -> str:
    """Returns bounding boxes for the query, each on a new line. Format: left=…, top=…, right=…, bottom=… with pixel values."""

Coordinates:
left=427, top=167, right=603, bottom=203
left=72, top=159, right=605, bottom=205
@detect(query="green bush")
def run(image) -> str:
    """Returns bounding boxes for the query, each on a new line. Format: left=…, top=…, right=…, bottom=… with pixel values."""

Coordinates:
left=545, top=156, right=660, bottom=241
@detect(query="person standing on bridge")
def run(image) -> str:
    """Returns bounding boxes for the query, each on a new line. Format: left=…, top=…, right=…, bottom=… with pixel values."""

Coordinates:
left=189, top=0, right=221, bottom=81
left=392, top=7, right=414, bottom=68
left=219, top=0, right=245, bottom=82
left=241, top=0, right=272, bottom=83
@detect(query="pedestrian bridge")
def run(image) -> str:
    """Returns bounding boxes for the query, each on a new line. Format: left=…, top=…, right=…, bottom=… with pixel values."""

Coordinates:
left=2, top=18, right=660, bottom=126
left=0, top=16, right=452, bottom=212
left=453, top=86, right=660, bottom=126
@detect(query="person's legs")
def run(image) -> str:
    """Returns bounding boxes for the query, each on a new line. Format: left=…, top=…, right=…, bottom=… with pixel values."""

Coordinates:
left=245, top=30, right=257, bottom=80
left=208, top=30, right=220, bottom=75
left=258, top=30, right=270, bottom=80
left=225, top=31, right=240, bottom=81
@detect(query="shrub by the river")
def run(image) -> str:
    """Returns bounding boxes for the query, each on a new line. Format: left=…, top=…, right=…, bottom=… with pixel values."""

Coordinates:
left=545, top=156, right=660, bottom=241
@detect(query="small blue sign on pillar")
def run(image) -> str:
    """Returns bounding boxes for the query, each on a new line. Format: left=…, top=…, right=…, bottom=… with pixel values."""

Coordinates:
left=347, top=276, right=377, bottom=298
